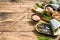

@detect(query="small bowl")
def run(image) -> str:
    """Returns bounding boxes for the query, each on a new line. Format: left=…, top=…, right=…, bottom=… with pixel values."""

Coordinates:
left=35, top=22, right=54, bottom=36
left=31, top=14, right=41, bottom=22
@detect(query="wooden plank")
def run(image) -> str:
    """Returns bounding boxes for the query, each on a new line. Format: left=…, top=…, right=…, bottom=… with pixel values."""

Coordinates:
left=0, top=0, right=39, bottom=2
left=0, top=12, right=34, bottom=32
left=0, top=2, right=36, bottom=12
left=0, top=32, right=37, bottom=40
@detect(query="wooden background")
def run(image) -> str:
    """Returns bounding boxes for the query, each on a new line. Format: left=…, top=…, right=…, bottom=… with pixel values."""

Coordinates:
left=0, top=0, right=39, bottom=40
left=0, top=0, right=60, bottom=40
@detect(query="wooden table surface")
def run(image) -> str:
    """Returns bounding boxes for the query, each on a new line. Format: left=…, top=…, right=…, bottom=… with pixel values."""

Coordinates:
left=0, top=0, right=60, bottom=40
left=0, top=0, right=38, bottom=40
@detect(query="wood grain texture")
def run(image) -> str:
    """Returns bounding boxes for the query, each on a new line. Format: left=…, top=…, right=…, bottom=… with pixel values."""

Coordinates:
left=0, top=2, right=35, bottom=12
left=0, top=1, right=38, bottom=40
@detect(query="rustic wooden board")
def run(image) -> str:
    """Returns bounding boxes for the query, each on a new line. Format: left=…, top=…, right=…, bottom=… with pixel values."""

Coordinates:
left=0, top=2, right=35, bottom=12
left=0, top=12, right=34, bottom=32
left=0, top=1, right=38, bottom=40
left=0, top=32, right=37, bottom=40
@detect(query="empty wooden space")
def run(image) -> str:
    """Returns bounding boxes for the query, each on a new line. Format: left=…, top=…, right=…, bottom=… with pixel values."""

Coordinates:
left=0, top=0, right=38, bottom=40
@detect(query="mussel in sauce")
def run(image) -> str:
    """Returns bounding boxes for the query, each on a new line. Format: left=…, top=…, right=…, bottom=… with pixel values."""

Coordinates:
left=35, top=23, right=53, bottom=35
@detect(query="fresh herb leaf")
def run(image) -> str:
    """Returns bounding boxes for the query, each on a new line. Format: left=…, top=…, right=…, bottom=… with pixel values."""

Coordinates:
left=38, top=36, right=54, bottom=40
left=35, top=3, right=44, bottom=9
left=43, top=15, right=52, bottom=20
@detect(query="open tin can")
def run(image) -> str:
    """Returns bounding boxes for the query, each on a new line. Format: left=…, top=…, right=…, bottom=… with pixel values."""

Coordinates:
left=50, top=19, right=60, bottom=35
left=44, top=4, right=60, bottom=11
left=35, top=22, right=54, bottom=36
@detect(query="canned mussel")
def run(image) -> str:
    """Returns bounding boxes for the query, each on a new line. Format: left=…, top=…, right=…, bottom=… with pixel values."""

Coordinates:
left=35, top=22, right=54, bottom=36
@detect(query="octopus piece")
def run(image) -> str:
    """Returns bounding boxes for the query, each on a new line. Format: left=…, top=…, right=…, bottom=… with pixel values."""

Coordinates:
left=52, top=13, right=60, bottom=21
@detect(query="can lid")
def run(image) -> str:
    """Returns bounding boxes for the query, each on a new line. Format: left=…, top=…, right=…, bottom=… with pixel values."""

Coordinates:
left=50, top=19, right=60, bottom=31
